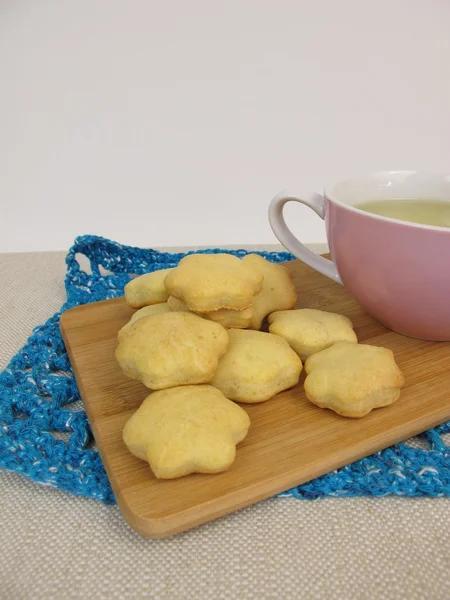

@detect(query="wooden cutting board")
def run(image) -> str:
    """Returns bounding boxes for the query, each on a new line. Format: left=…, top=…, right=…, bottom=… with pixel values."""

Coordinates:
left=60, top=258, right=450, bottom=538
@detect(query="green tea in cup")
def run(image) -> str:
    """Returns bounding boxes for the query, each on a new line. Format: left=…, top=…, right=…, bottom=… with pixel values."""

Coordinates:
left=354, top=199, right=450, bottom=228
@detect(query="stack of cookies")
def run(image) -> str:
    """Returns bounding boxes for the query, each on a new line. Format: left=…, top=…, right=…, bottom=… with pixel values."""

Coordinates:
left=116, top=253, right=404, bottom=480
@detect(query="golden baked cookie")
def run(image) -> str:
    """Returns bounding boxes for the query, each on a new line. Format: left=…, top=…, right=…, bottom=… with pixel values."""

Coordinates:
left=123, top=385, right=250, bottom=479
left=268, top=308, right=357, bottom=360
left=118, top=303, right=171, bottom=340
left=167, top=295, right=253, bottom=329
left=166, top=296, right=190, bottom=312
left=164, top=254, right=263, bottom=312
left=204, top=306, right=254, bottom=329
left=115, top=311, right=229, bottom=390
left=304, top=341, right=405, bottom=418
left=124, top=268, right=173, bottom=309
left=211, top=329, right=302, bottom=403
left=241, top=254, right=297, bottom=329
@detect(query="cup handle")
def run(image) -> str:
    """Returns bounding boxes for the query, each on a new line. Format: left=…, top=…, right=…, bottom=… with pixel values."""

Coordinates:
left=268, top=189, right=343, bottom=285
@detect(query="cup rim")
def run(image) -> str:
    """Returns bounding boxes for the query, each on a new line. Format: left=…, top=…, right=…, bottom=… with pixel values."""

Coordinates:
left=324, top=170, right=450, bottom=232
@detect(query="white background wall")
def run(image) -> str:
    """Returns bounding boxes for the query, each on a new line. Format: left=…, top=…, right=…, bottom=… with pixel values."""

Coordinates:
left=1, top=0, right=450, bottom=252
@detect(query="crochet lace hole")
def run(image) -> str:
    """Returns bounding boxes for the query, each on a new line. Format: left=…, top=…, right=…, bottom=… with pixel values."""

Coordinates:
left=63, top=399, right=84, bottom=412
left=441, top=433, right=450, bottom=448
left=404, top=435, right=431, bottom=451
left=51, top=431, right=71, bottom=444
left=83, top=436, right=97, bottom=451
left=75, top=253, right=91, bottom=274
left=98, top=265, right=114, bottom=276
left=12, top=406, right=28, bottom=420
left=50, top=369, right=72, bottom=380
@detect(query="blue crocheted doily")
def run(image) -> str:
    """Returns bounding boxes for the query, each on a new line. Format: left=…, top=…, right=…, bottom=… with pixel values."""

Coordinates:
left=1, top=234, right=450, bottom=503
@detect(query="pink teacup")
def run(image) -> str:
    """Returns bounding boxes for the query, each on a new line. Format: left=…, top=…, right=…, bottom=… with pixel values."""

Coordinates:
left=268, top=171, right=450, bottom=341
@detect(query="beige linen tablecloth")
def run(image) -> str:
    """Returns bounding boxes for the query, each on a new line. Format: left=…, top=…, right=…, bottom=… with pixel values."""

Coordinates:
left=1, top=250, right=450, bottom=600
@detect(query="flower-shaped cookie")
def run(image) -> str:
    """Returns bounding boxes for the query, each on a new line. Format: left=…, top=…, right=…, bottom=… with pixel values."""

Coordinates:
left=268, top=308, right=357, bottom=360
left=115, top=311, right=229, bottom=390
left=123, top=385, right=251, bottom=478
left=164, top=254, right=263, bottom=312
left=124, top=268, right=173, bottom=308
left=211, top=329, right=302, bottom=403
left=304, top=341, right=405, bottom=418
left=118, top=303, right=171, bottom=340
left=167, top=295, right=254, bottom=329
left=241, top=254, right=297, bottom=329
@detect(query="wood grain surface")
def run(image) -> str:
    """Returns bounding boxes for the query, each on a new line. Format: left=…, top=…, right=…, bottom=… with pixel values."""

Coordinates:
left=60, top=258, right=450, bottom=538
